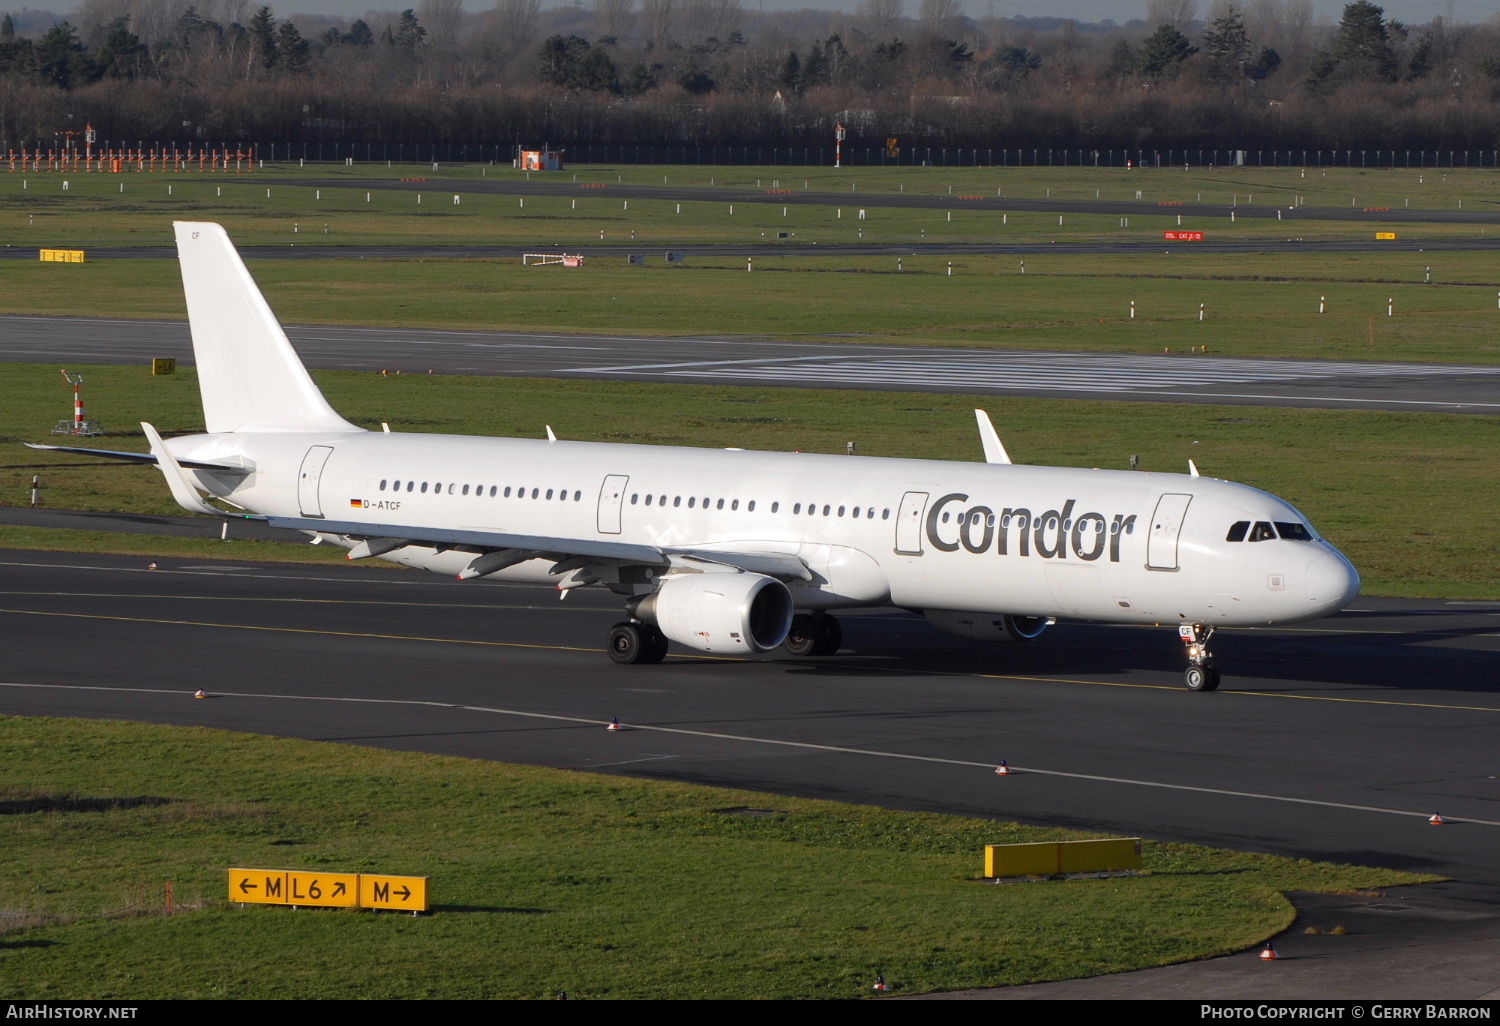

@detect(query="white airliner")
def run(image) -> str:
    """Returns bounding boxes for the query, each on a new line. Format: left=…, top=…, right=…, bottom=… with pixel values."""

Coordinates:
left=33, top=222, right=1360, bottom=691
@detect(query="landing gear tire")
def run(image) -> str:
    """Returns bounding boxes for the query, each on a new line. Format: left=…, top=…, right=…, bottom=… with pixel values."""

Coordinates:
left=784, top=613, right=842, bottom=657
left=608, top=622, right=669, bottom=665
left=1184, top=664, right=1221, bottom=692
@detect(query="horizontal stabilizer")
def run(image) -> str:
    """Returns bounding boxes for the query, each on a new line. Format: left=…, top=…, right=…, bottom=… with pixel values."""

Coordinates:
left=25, top=442, right=245, bottom=472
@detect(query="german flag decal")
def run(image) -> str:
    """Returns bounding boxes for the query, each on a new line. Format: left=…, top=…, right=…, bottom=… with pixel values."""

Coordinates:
left=350, top=499, right=366, bottom=508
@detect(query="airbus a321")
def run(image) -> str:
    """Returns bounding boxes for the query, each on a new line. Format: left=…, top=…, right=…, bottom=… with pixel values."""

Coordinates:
left=32, top=222, right=1361, bottom=691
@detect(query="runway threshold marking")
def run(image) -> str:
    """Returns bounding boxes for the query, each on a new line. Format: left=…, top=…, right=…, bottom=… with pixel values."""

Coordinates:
left=2, top=679, right=1497, bottom=829
left=5, top=605, right=1500, bottom=714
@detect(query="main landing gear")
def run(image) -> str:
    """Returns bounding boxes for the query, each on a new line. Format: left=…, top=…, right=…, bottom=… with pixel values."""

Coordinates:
left=1178, top=623, right=1220, bottom=691
left=783, top=612, right=842, bottom=657
left=607, top=621, right=669, bottom=665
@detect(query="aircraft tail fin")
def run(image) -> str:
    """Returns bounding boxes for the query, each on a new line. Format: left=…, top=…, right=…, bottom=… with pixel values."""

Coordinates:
left=174, top=222, right=359, bottom=434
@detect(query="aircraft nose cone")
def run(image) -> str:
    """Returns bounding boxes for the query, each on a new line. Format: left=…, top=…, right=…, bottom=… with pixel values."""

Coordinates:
left=1306, top=547, right=1360, bottom=612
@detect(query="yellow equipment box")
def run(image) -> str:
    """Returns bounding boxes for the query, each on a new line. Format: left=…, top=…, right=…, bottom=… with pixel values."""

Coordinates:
left=984, top=838, right=1142, bottom=878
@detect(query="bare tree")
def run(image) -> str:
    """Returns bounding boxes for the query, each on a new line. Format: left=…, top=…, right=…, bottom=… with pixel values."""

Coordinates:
left=856, top=0, right=905, bottom=38
left=641, top=0, right=675, bottom=48
left=488, top=0, right=540, bottom=55
left=1147, top=0, right=1198, bottom=29
left=419, top=0, right=465, bottom=51
left=680, top=0, right=740, bottom=43
left=919, top=0, right=963, bottom=38
left=594, top=0, right=636, bottom=42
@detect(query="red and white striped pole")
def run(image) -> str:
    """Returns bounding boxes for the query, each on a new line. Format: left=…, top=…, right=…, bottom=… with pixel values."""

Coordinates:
left=835, top=122, right=845, bottom=169
left=62, top=369, right=84, bottom=434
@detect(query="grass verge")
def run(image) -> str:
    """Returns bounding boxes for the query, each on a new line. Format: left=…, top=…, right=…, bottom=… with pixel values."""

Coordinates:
left=0, top=716, right=1432, bottom=999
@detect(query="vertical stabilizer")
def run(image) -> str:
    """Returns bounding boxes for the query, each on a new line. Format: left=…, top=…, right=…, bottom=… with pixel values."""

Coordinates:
left=174, top=222, right=359, bottom=434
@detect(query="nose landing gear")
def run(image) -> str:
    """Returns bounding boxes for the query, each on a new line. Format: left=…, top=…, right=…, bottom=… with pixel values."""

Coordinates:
left=1179, top=623, right=1220, bottom=691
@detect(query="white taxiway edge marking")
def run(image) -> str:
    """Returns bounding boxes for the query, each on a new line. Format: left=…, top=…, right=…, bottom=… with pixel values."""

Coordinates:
left=2, top=681, right=1496, bottom=828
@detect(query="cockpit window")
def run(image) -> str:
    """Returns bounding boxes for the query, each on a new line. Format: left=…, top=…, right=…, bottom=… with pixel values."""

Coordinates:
left=1226, top=521, right=1250, bottom=542
left=1274, top=522, right=1313, bottom=541
left=1247, top=521, right=1277, bottom=542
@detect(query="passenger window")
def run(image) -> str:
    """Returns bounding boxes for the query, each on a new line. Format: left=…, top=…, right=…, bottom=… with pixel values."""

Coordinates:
left=504, top=486, right=512, bottom=497
left=941, top=512, right=950, bottom=523
left=532, top=488, right=539, bottom=499
left=837, top=506, right=845, bottom=517
left=421, top=482, right=429, bottom=493
left=688, top=497, right=696, bottom=508
left=731, top=499, right=739, bottom=511
left=645, top=494, right=653, bottom=506
left=748, top=501, right=756, bottom=512
left=717, top=499, right=725, bottom=510
left=406, top=481, right=415, bottom=492
left=1275, top=522, right=1313, bottom=541
left=869, top=509, right=876, bottom=520
left=1226, top=521, right=1250, bottom=542
left=490, top=486, right=497, bottom=497
left=793, top=503, right=801, bottom=513
left=462, top=485, right=470, bottom=496
left=630, top=493, right=638, bottom=504
left=574, top=491, right=581, bottom=501
left=1248, top=521, right=1276, bottom=542
left=852, top=507, right=860, bottom=518
left=771, top=502, right=778, bottom=513
left=823, top=505, right=831, bottom=516
left=380, top=480, right=388, bottom=491
left=546, top=489, right=554, bottom=500
left=882, top=509, right=890, bottom=520
left=673, top=496, right=681, bottom=507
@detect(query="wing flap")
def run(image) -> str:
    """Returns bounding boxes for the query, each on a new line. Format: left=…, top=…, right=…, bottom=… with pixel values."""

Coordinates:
left=266, top=516, right=667, bottom=566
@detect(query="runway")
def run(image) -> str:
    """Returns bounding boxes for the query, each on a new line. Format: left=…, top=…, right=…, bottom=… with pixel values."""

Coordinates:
left=1, top=548, right=1496, bottom=893
left=5, top=315, right=1499, bottom=413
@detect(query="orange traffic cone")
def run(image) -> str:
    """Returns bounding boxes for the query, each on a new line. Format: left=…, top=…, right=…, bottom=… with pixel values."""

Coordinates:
left=994, top=761, right=1012, bottom=776
left=607, top=717, right=621, bottom=732
left=1429, top=813, right=1444, bottom=826
left=1259, top=943, right=1278, bottom=961
left=193, top=689, right=206, bottom=699
left=872, top=974, right=889, bottom=992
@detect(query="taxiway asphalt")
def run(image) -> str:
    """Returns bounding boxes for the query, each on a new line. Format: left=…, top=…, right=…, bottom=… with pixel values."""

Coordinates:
left=4, top=315, right=1498, bottom=414
left=1, top=545, right=1496, bottom=997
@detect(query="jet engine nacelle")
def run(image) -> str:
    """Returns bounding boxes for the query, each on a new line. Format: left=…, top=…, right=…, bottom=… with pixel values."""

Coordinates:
left=924, top=610, right=1053, bottom=643
left=629, top=572, right=794, bottom=654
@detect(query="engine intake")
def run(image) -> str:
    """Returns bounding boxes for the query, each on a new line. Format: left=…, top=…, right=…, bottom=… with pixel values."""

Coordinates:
left=924, top=610, right=1053, bottom=643
left=628, top=572, right=793, bottom=654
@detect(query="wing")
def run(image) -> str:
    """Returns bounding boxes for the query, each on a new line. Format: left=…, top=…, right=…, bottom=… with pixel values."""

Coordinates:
left=267, top=515, right=811, bottom=585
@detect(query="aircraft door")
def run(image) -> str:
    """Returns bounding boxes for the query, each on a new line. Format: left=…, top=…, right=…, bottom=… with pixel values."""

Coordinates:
left=597, top=474, right=629, bottom=534
left=297, top=445, right=335, bottom=519
left=1146, top=493, right=1192, bottom=571
left=894, top=491, right=929, bottom=555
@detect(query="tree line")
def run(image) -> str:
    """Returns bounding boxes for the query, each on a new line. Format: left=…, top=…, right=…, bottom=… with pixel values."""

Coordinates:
left=3, top=0, right=1499, bottom=155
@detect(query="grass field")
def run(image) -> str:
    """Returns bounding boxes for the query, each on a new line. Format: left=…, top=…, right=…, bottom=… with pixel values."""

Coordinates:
left=0, top=717, right=1431, bottom=999
left=8, top=252, right=1500, bottom=363
left=3, top=167, right=1495, bottom=249
left=3, top=364, right=1496, bottom=598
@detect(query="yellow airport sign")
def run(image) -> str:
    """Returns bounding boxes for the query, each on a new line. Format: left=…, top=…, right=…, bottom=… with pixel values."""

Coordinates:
left=286, top=870, right=360, bottom=908
left=39, top=248, right=85, bottom=263
left=1375, top=232, right=1397, bottom=240
left=229, top=868, right=289, bottom=905
left=230, top=868, right=425, bottom=911
left=360, top=874, right=428, bottom=912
